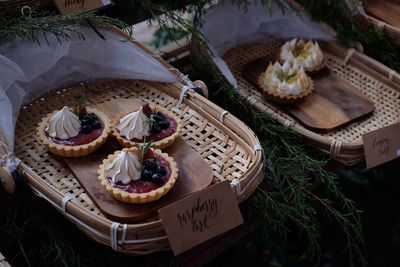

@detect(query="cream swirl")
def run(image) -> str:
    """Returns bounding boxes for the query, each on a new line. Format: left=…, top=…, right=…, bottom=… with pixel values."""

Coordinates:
left=47, top=106, right=81, bottom=139
left=105, top=149, right=142, bottom=184
left=280, top=39, right=324, bottom=70
left=263, top=61, right=310, bottom=96
left=116, top=106, right=150, bottom=140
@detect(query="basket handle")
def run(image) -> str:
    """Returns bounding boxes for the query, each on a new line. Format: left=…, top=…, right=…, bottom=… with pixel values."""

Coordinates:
left=193, top=80, right=209, bottom=98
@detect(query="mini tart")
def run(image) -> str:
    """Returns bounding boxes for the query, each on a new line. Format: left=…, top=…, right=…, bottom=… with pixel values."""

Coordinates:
left=257, top=74, right=314, bottom=104
left=36, top=107, right=111, bottom=157
left=98, top=148, right=178, bottom=203
left=113, top=106, right=181, bottom=149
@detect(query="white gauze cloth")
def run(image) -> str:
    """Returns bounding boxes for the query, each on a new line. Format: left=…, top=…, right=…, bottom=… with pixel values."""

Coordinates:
left=0, top=27, right=178, bottom=171
left=201, top=1, right=336, bottom=87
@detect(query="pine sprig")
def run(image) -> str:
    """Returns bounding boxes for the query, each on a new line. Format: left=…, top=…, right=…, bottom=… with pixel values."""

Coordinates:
left=0, top=9, right=131, bottom=43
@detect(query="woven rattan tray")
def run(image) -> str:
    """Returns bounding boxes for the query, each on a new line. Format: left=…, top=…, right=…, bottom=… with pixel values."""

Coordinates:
left=191, top=36, right=400, bottom=165
left=11, top=34, right=264, bottom=253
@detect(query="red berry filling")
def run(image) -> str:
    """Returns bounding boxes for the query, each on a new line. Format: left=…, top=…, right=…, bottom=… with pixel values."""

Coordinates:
left=46, top=118, right=104, bottom=146
left=107, top=154, right=172, bottom=194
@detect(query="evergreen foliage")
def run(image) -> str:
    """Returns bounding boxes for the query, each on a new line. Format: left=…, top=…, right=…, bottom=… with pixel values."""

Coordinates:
left=0, top=9, right=131, bottom=43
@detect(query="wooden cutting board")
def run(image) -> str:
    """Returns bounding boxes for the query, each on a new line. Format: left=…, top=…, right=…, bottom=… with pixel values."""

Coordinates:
left=366, top=0, right=400, bottom=28
left=242, top=56, right=375, bottom=133
left=65, top=99, right=214, bottom=222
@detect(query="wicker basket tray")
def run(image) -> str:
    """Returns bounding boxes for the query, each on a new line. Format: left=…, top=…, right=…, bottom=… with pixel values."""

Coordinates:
left=191, top=36, right=400, bottom=165
left=9, top=35, right=264, bottom=254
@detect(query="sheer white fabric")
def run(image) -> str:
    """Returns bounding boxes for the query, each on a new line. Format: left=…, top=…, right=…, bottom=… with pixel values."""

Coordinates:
left=0, top=27, right=178, bottom=171
left=201, top=1, right=335, bottom=87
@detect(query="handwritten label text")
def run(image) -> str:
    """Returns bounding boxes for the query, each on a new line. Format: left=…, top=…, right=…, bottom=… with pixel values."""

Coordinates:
left=64, top=0, right=85, bottom=8
left=176, top=198, right=218, bottom=232
left=373, top=137, right=389, bottom=157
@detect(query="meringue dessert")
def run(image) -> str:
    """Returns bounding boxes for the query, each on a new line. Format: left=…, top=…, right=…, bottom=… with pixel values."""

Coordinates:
left=258, top=61, right=314, bottom=104
left=98, top=146, right=178, bottom=203
left=280, top=39, right=325, bottom=72
left=113, top=103, right=181, bottom=149
left=37, top=105, right=111, bottom=157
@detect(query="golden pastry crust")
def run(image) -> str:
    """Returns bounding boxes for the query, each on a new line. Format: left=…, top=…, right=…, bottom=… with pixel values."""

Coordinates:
left=36, top=107, right=111, bottom=157
left=257, top=75, right=314, bottom=104
left=113, top=106, right=181, bottom=150
left=98, top=148, right=178, bottom=203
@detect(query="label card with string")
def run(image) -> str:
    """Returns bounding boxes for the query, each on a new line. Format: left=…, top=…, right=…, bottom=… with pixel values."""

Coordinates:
left=158, top=180, right=243, bottom=256
left=53, top=0, right=113, bottom=15
left=362, top=122, right=400, bottom=169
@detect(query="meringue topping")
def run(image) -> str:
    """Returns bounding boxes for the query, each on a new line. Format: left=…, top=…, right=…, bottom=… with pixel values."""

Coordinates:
left=280, top=39, right=324, bottom=70
left=105, top=149, right=142, bottom=184
left=263, top=61, right=310, bottom=96
left=47, top=106, right=81, bottom=140
left=116, top=106, right=150, bottom=140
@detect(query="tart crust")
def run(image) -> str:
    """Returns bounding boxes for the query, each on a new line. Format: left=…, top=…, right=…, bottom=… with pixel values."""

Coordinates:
left=98, top=148, right=179, bottom=203
left=113, top=106, right=181, bottom=149
left=257, top=74, right=314, bottom=104
left=36, top=107, right=111, bottom=157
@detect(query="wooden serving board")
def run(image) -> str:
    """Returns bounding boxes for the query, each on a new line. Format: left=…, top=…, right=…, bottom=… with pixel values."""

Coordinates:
left=366, top=0, right=400, bottom=28
left=65, top=99, right=214, bottom=222
left=242, top=56, right=375, bottom=133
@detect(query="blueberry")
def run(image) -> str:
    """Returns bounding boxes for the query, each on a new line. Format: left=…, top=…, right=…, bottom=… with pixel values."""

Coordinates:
left=81, top=124, right=92, bottom=133
left=91, top=120, right=101, bottom=129
left=156, top=165, right=167, bottom=176
left=158, top=120, right=170, bottom=129
left=81, top=113, right=97, bottom=122
left=80, top=113, right=90, bottom=120
left=141, top=169, right=153, bottom=181
left=156, top=112, right=165, bottom=118
left=143, top=159, right=157, bottom=170
left=87, top=113, right=98, bottom=121
left=151, top=173, right=164, bottom=184
left=152, top=114, right=164, bottom=122
left=151, top=123, right=161, bottom=134
left=80, top=118, right=90, bottom=125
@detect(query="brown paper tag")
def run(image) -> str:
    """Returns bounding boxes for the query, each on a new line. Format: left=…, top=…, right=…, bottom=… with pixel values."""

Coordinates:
left=362, top=122, right=400, bottom=169
left=158, top=180, right=243, bottom=255
left=53, top=0, right=112, bottom=15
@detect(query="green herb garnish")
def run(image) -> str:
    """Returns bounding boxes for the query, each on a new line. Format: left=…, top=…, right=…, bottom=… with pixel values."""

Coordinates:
left=292, top=43, right=303, bottom=57
left=135, top=141, right=153, bottom=163
left=77, top=94, right=85, bottom=117
left=276, top=70, right=297, bottom=83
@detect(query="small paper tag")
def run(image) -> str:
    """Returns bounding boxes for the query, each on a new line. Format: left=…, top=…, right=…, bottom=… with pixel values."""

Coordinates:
left=158, top=180, right=243, bottom=255
left=53, top=0, right=112, bottom=15
left=362, top=122, right=400, bottom=169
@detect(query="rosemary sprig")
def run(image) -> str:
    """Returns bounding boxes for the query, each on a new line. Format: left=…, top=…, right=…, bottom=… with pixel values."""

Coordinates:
left=76, top=94, right=85, bottom=117
left=135, top=142, right=153, bottom=163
